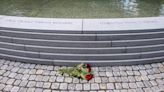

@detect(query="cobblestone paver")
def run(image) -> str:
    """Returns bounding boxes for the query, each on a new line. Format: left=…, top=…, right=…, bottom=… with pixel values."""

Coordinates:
left=0, top=59, right=164, bottom=92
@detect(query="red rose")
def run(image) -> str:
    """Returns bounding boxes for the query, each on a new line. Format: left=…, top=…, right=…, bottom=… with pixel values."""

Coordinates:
left=85, top=74, right=93, bottom=81
left=88, top=67, right=91, bottom=72
left=86, top=64, right=91, bottom=68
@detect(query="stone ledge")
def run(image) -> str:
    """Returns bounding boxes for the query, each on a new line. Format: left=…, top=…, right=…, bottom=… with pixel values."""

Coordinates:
left=0, top=15, right=164, bottom=32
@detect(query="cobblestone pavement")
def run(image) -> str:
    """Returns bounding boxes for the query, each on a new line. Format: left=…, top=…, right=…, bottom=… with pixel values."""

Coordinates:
left=0, top=59, right=164, bottom=92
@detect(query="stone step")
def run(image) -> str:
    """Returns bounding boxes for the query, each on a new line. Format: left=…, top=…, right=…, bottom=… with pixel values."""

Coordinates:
left=1, top=27, right=163, bottom=34
left=0, top=47, right=164, bottom=60
left=0, top=53, right=164, bottom=66
left=1, top=36, right=164, bottom=47
left=0, top=41, right=164, bottom=54
left=0, top=29, right=164, bottom=41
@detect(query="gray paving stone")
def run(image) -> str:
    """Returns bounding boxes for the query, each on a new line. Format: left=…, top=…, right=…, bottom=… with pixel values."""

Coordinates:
left=18, top=69, right=25, bottom=74
left=15, top=74, right=23, bottom=80
left=36, top=82, right=43, bottom=88
left=129, top=83, right=137, bottom=88
left=3, top=85, right=13, bottom=92
left=29, top=75, right=36, bottom=81
left=99, top=72, right=106, bottom=77
left=0, top=77, right=9, bottom=84
left=120, top=71, right=127, bottom=76
left=64, top=77, right=72, bottom=83
left=0, top=84, right=5, bottom=90
left=113, top=72, right=121, bottom=77
left=156, top=79, right=164, bottom=85
left=73, top=78, right=80, bottom=83
left=56, top=76, right=64, bottom=82
left=49, top=76, right=56, bottom=82
left=121, top=77, right=129, bottom=82
left=35, top=75, right=43, bottom=81
left=148, top=75, right=155, bottom=80
left=99, top=67, right=106, bottom=72
left=141, top=75, right=149, bottom=81
left=146, top=69, right=155, bottom=75
left=9, top=72, right=17, bottom=78
left=36, top=69, right=44, bottom=74
left=43, top=70, right=51, bottom=75
left=42, top=76, right=50, bottom=82
left=143, top=88, right=153, bottom=92
left=115, top=77, right=122, bottom=82
left=76, top=84, right=83, bottom=91
left=68, top=83, right=76, bottom=90
left=122, top=83, right=129, bottom=89
left=95, top=77, right=101, bottom=83
left=47, top=66, right=54, bottom=70
left=132, top=66, right=139, bottom=71
left=35, top=88, right=43, bottom=92
left=51, top=83, right=60, bottom=89
left=128, top=76, right=135, bottom=82
left=27, top=88, right=35, bottom=92
left=14, top=80, right=21, bottom=86
left=126, top=71, right=134, bottom=76
left=1, top=65, right=8, bottom=70
left=29, top=64, right=36, bottom=69
left=60, top=83, right=68, bottom=90
left=106, top=67, right=113, bottom=72
left=145, top=64, right=152, bottom=69
left=0, top=70, right=6, bottom=75
left=29, top=69, right=36, bottom=74
left=22, top=69, right=30, bottom=74
left=43, top=89, right=51, bottom=92
left=126, top=66, right=133, bottom=71
left=119, top=66, right=126, bottom=71
left=83, top=83, right=90, bottom=90
left=109, top=77, right=115, bottom=82
left=136, top=88, right=144, bottom=92
left=22, top=74, right=30, bottom=80
left=11, top=67, right=20, bottom=72
left=128, top=89, right=136, bottom=92
left=43, top=82, right=51, bottom=88
left=120, top=90, right=128, bottom=92
left=138, top=65, right=146, bottom=70
left=101, top=77, right=109, bottom=83
left=6, top=79, right=15, bottom=85
left=150, top=80, right=158, bottom=86
left=19, top=80, right=28, bottom=87
left=112, top=67, right=120, bottom=72
left=143, top=81, right=152, bottom=87
left=107, top=83, right=114, bottom=89
left=18, top=87, right=27, bottom=92
left=3, top=71, right=11, bottom=76
left=115, top=83, right=122, bottom=89
left=91, top=83, right=100, bottom=90
left=151, top=86, right=160, bottom=92
left=106, top=72, right=113, bottom=77
left=139, top=70, right=148, bottom=75
left=100, top=83, right=107, bottom=90
left=153, top=68, right=161, bottom=74
left=136, top=82, right=145, bottom=88
left=11, top=86, right=19, bottom=92
left=27, top=81, right=36, bottom=87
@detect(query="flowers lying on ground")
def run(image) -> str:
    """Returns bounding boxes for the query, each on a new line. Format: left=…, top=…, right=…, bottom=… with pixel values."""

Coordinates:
left=59, top=64, right=93, bottom=81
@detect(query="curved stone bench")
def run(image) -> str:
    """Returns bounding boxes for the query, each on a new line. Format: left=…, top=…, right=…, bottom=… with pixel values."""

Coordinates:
left=0, top=15, right=164, bottom=66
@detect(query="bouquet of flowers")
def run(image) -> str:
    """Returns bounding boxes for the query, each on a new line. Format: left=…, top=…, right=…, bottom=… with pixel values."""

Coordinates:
left=59, top=64, right=93, bottom=81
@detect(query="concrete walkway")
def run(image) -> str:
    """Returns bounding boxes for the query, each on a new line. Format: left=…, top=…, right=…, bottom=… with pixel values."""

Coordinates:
left=0, top=59, right=164, bottom=92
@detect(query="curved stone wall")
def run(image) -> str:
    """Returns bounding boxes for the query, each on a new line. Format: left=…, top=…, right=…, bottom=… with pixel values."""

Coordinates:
left=0, top=15, right=164, bottom=66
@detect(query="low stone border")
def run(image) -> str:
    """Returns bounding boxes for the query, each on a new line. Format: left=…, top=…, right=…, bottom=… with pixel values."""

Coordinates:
left=0, top=15, right=164, bottom=31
